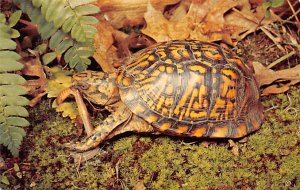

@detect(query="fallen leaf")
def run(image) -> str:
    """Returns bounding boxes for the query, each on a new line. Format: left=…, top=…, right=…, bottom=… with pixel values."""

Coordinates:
left=93, top=20, right=118, bottom=72
left=55, top=102, right=79, bottom=120
left=45, top=66, right=72, bottom=98
left=228, top=139, right=239, bottom=156
left=95, top=0, right=148, bottom=29
left=117, top=33, right=155, bottom=58
left=142, top=0, right=279, bottom=43
left=253, top=61, right=300, bottom=95
left=21, top=57, right=47, bottom=107
left=133, top=181, right=146, bottom=190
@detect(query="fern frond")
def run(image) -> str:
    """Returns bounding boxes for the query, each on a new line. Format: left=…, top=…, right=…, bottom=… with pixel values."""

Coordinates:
left=13, top=0, right=100, bottom=71
left=0, top=12, right=29, bottom=157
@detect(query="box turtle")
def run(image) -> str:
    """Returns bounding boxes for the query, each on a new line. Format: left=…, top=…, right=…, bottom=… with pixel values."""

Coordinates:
left=57, top=40, right=264, bottom=152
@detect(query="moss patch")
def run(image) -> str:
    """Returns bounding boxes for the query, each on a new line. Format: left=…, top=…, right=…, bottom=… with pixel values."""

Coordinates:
left=1, top=87, right=300, bottom=189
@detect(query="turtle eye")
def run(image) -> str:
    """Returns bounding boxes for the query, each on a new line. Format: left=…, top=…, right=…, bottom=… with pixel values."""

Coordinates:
left=77, top=82, right=90, bottom=90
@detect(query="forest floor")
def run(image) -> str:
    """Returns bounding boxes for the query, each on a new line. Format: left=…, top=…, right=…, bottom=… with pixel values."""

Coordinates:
left=1, top=32, right=300, bottom=190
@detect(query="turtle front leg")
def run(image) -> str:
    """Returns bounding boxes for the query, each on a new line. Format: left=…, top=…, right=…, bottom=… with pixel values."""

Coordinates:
left=66, top=103, right=132, bottom=152
left=56, top=86, right=94, bottom=136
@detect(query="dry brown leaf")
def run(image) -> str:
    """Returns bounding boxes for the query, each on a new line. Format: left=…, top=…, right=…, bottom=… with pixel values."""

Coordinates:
left=95, top=0, right=148, bottom=29
left=142, top=0, right=279, bottom=43
left=228, top=139, right=239, bottom=156
left=21, top=57, right=47, bottom=107
left=93, top=20, right=118, bottom=72
left=133, top=181, right=146, bottom=190
left=117, top=33, right=155, bottom=58
left=253, top=61, right=300, bottom=95
left=150, top=0, right=181, bottom=11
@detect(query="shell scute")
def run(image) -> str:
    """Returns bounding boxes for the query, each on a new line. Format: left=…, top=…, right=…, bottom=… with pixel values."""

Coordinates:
left=117, top=40, right=264, bottom=138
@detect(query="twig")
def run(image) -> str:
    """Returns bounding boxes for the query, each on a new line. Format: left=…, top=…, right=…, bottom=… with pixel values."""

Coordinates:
left=267, top=50, right=296, bottom=69
left=260, top=26, right=285, bottom=51
left=286, top=0, right=299, bottom=23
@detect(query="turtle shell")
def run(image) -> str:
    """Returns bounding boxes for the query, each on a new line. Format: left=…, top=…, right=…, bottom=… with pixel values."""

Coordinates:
left=116, top=40, right=264, bottom=138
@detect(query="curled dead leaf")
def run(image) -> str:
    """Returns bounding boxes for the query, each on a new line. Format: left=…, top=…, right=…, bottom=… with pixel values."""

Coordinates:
left=142, top=0, right=279, bottom=43
left=228, top=139, right=239, bottom=156
left=21, top=57, right=47, bottom=107
left=95, top=0, right=148, bottom=29
left=133, top=181, right=146, bottom=190
left=93, top=19, right=118, bottom=72
left=253, top=61, right=300, bottom=95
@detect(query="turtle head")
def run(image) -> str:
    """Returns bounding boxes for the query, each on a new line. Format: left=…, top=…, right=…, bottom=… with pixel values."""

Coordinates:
left=72, top=71, right=120, bottom=105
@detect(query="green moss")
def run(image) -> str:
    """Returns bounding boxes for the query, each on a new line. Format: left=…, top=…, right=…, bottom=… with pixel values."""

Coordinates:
left=3, top=87, right=298, bottom=189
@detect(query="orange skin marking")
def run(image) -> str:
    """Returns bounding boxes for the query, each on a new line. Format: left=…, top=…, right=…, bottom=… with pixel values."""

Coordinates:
left=192, top=128, right=206, bottom=137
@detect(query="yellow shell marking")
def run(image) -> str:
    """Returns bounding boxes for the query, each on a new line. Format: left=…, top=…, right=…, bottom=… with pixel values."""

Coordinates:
left=188, top=65, right=207, bottom=73
left=192, top=128, right=206, bottom=137
left=166, top=66, right=174, bottom=73
left=181, top=50, right=190, bottom=58
left=165, top=59, right=173, bottom=64
left=198, top=85, right=207, bottom=108
left=171, top=49, right=182, bottom=60
left=222, top=69, right=238, bottom=79
left=212, top=127, right=228, bottom=137
left=165, top=85, right=174, bottom=95
left=190, top=111, right=207, bottom=119
left=193, top=51, right=201, bottom=58
left=159, top=122, right=172, bottom=131
left=176, top=126, right=188, bottom=134
left=235, top=124, right=247, bottom=138
left=122, top=77, right=132, bottom=86
left=158, top=51, right=167, bottom=59
left=185, top=88, right=198, bottom=118
left=148, top=55, right=155, bottom=62
left=156, top=96, right=165, bottom=110
left=210, top=98, right=226, bottom=119
left=144, top=114, right=159, bottom=123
